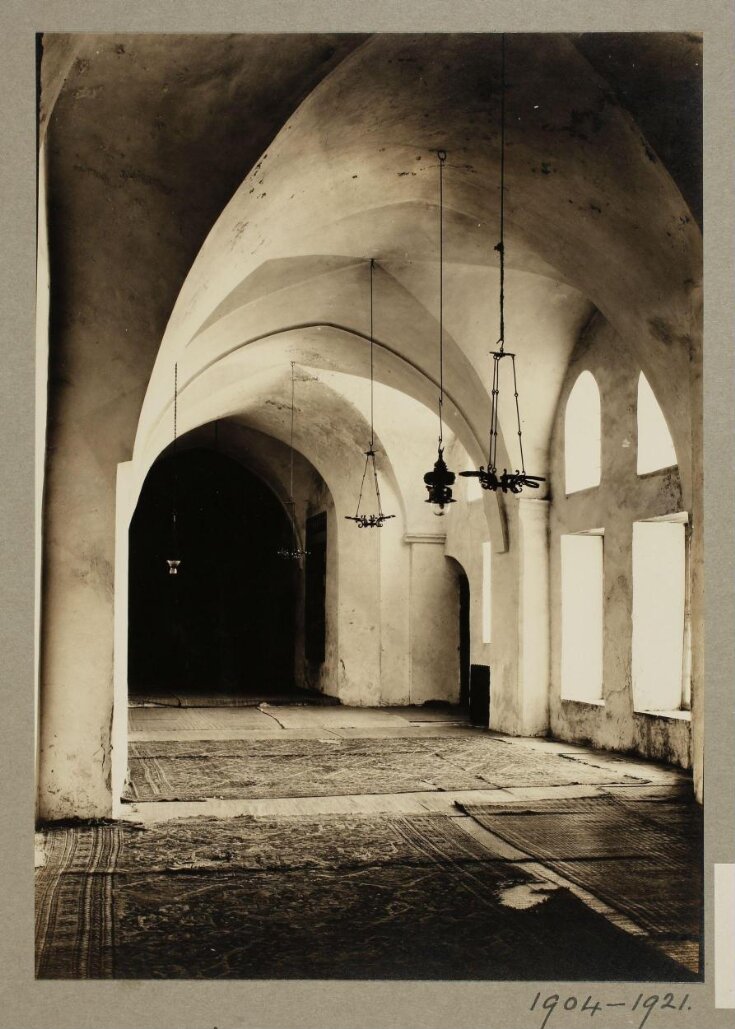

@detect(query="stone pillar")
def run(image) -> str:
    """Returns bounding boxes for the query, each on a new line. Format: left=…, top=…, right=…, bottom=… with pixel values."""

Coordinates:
left=335, top=519, right=382, bottom=706
left=378, top=518, right=410, bottom=704
left=517, top=498, right=551, bottom=736
left=38, top=427, right=118, bottom=821
left=689, top=310, right=704, bottom=803
left=35, top=144, right=50, bottom=818
left=111, top=462, right=135, bottom=813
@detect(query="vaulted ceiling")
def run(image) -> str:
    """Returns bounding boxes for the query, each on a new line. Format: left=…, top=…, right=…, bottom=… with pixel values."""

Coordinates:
left=43, top=32, right=702, bottom=532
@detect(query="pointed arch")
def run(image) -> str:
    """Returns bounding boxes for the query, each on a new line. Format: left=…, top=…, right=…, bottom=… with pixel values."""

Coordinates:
left=564, top=370, right=602, bottom=494
left=637, top=371, right=678, bottom=474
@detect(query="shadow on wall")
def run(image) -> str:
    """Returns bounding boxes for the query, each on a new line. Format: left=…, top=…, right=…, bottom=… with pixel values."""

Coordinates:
left=446, top=557, right=471, bottom=711
left=128, top=447, right=297, bottom=696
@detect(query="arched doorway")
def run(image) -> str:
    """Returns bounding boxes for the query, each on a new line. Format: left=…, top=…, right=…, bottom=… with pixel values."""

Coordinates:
left=128, top=447, right=297, bottom=699
left=457, top=570, right=470, bottom=710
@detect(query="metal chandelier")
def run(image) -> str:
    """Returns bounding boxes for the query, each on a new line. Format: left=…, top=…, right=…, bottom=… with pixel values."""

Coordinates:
left=166, top=362, right=181, bottom=576
left=345, top=258, right=395, bottom=529
left=460, top=35, right=545, bottom=496
left=422, top=149, right=457, bottom=516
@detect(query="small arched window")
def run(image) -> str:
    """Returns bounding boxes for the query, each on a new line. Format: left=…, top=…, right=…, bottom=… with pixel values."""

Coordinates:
left=637, top=372, right=677, bottom=474
left=564, top=371, right=601, bottom=494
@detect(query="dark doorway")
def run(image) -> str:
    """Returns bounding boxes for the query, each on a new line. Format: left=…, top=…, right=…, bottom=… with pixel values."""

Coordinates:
left=458, top=571, right=470, bottom=709
left=305, top=512, right=327, bottom=665
left=128, top=448, right=296, bottom=697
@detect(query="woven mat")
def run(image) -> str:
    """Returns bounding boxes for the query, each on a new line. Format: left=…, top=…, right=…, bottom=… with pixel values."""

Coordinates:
left=128, top=706, right=278, bottom=732
left=124, top=736, right=644, bottom=802
left=36, top=813, right=696, bottom=981
left=460, top=795, right=702, bottom=964
left=128, top=689, right=339, bottom=708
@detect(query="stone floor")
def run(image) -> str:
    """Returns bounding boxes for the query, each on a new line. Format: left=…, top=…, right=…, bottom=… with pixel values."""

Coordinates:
left=35, top=701, right=702, bottom=980
left=122, top=701, right=692, bottom=821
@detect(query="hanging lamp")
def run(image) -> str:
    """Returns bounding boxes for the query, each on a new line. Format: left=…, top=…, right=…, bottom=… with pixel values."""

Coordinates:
left=422, top=150, right=456, bottom=517
left=460, top=35, right=545, bottom=496
left=166, top=362, right=181, bottom=575
left=277, top=361, right=309, bottom=560
left=345, top=258, right=395, bottom=529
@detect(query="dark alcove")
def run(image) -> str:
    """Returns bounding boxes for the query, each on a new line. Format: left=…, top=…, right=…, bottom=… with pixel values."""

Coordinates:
left=128, top=447, right=296, bottom=697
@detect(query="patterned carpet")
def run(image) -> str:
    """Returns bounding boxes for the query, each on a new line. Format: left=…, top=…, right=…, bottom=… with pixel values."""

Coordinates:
left=124, top=736, right=644, bottom=802
left=128, top=688, right=340, bottom=708
left=460, top=795, right=703, bottom=974
left=128, top=705, right=280, bottom=732
left=36, top=813, right=697, bottom=981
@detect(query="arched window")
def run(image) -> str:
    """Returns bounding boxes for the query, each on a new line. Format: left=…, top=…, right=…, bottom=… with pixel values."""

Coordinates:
left=564, top=371, right=601, bottom=494
left=637, top=372, right=677, bottom=474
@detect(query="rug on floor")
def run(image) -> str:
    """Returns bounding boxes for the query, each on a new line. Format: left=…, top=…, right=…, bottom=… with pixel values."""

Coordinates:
left=128, top=689, right=340, bottom=708
left=128, top=705, right=280, bottom=732
left=459, top=794, right=702, bottom=974
left=36, top=813, right=696, bottom=981
left=124, top=736, right=646, bottom=802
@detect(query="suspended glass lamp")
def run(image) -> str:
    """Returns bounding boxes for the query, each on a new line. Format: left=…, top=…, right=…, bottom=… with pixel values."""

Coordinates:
left=277, top=361, right=309, bottom=560
left=422, top=149, right=456, bottom=517
left=460, top=35, right=545, bottom=496
left=345, top=258, right=395, bottom=529
left=166, top=362, right=181, bottom=575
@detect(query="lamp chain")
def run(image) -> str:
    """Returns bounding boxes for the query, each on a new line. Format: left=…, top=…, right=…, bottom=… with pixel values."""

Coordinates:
left=167, top=362, right=180, bottom=575
left=172, top=363, right=178, bottom=535
left=353, top=452, right=371, bottom=519
left=456, top=34, right=545, bottom=496
left=438, top=149, right=446, bottom=447
left=289, top=360, right=295, bottom=503
left=345, top=257, right=395, bottom=527
left=498, top=33, right=506, bottom=353
left=369, top=258, right=375, bottom=450
left=276, top=360, right=308, bottom=558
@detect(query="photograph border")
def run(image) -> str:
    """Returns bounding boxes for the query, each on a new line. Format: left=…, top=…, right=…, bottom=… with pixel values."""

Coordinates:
left=2, top=1, right=733, bottom=1027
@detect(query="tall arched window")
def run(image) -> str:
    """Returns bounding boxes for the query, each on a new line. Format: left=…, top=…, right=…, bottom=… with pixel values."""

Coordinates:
left=637, top=372, right=677, bottom=474
left=564, top=370, right=601, bottom=494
